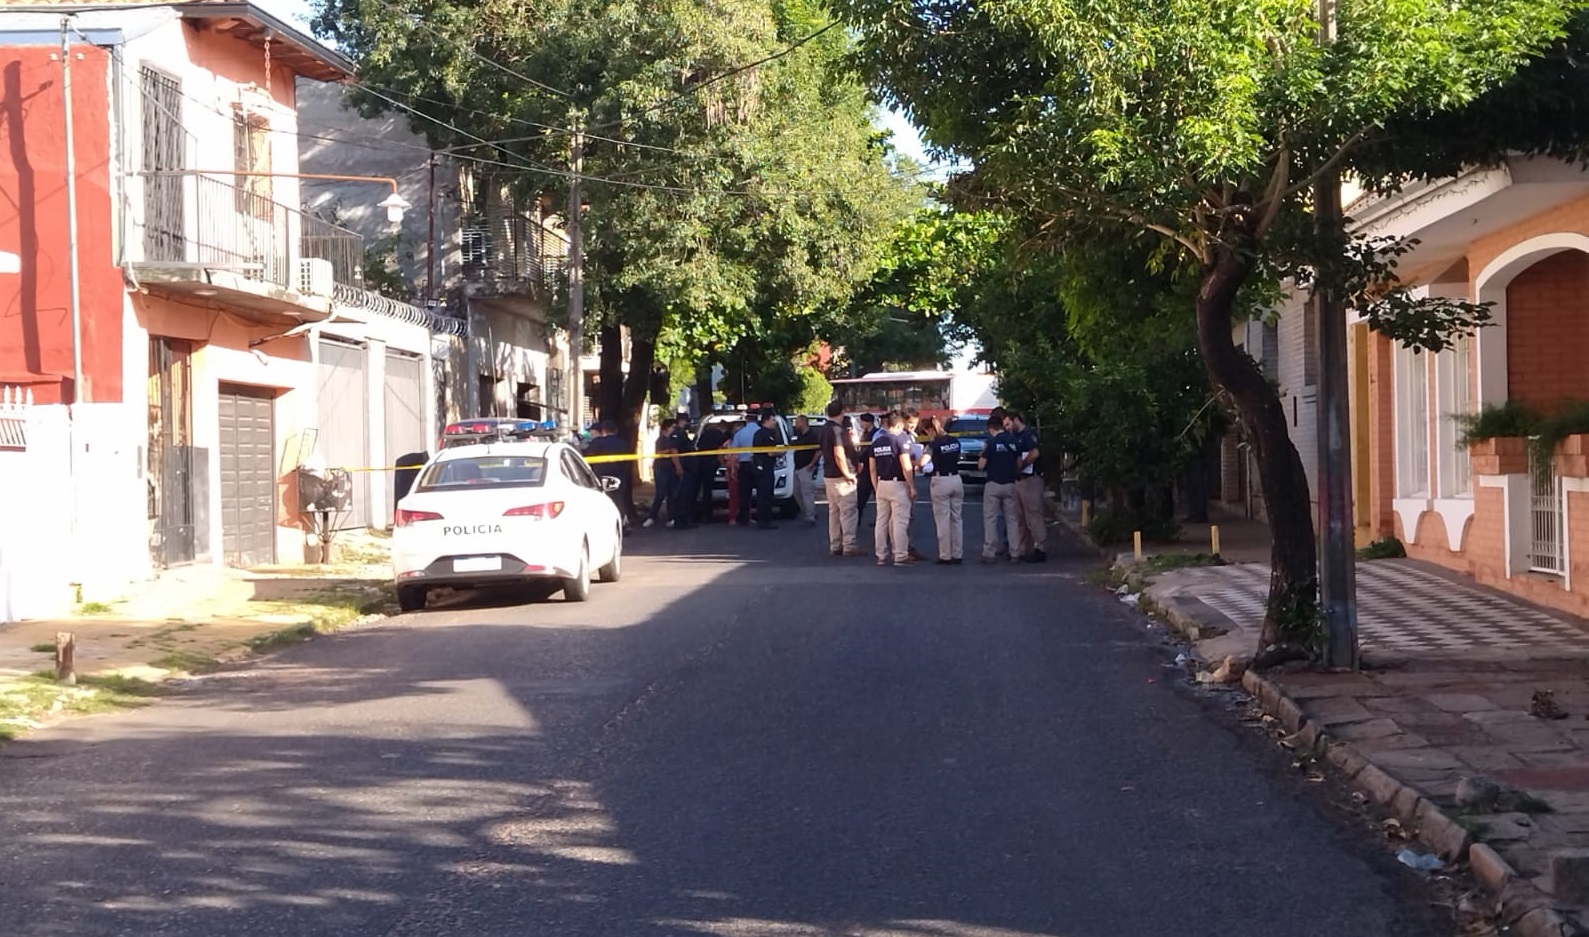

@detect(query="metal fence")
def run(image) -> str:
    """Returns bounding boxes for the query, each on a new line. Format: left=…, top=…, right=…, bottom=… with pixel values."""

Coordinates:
left=140, top=171, right=364, bottom=291
left=1529, top=438, right=1565, bottom=575
left=0, top=386, right=29, bottom=451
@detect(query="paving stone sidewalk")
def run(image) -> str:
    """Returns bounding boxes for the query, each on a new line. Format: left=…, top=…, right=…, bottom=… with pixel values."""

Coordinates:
left=1142, top=557, right=1589, bottom=930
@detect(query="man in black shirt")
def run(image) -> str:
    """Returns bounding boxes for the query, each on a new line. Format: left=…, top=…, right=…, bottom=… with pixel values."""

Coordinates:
left=584, top=420, right=634, bottom=529
left=1010, top=411, right=1047, bottom=562
left=666, top=418, right=699, bottom=528
left=750, top=410, right=781, bottom=529
left=855, top=412, right=878, bottom=525
left=644, top=419, right=682, bottom=529
left=925, top=418, right=965, bottom=564
left=871, top=410, right=917, bottom=565
left=818, top=400, right=862, bottom=556
left=978, top=420, right=1022, bottom=563
left=691, top=419, right=731, bottom=523
left=791, top=415, right=819, bottom=526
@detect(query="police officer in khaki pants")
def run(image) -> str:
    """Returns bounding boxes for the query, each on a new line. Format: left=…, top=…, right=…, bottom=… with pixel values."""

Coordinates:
left=1009, top=411, right=1047, bottom=563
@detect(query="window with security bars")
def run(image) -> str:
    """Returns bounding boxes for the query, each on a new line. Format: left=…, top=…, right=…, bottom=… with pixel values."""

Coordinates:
left=1436, top=336, right=1473, bottom=497
left=1395, top=343, right=1431, bottom=497
left=139, top=66, right=186, bottom=261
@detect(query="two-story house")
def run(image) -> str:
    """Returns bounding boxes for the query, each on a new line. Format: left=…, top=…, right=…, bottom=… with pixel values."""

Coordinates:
left=294, top=80, right=580, bottom=430
left=0, top=2, right=460, bottom=616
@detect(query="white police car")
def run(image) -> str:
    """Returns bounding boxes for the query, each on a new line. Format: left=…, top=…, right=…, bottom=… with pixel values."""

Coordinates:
left=392, top=438, right=624, bottom=611
left=700, top=410, right=799, bottom=518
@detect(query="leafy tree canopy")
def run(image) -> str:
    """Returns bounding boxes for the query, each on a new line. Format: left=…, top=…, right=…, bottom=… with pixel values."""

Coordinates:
left=315, top=0, right=919, bottom=421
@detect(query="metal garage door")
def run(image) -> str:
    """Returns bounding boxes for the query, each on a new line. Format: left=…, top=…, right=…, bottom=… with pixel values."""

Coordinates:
left=218, top=385, right=276, bottom=568
left=318, top=339, right=370, bottom=530
left=384, top=351, right=427, bottom=520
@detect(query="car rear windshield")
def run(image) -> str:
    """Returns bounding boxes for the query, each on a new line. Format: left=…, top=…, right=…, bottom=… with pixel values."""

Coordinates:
left=947, top=417, right=988, bottom=435
left=416, top=456, right=548, bottom=491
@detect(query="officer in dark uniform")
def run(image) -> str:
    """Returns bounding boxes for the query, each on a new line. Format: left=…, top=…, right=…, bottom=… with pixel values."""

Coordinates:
left=691, top=418, right=732, bottom=522
left=667, top=417, right=699, bottom=529
left=750, top=409, right=780, bottom=529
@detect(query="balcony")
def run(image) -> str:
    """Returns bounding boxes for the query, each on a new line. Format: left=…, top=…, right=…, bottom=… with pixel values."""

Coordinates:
left=460, top=203, right=566, bottom=299
left=128, top=171, right=365, bottom=324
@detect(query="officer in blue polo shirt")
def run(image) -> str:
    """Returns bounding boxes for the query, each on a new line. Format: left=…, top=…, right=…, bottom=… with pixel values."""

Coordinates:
left=978, top=420, right=1022, bottom=564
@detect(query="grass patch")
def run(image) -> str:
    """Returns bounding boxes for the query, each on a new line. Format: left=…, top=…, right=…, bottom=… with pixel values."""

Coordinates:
left=77, top=601, right=114, bottom=615
left=1454, top=816, right=1492, bottom=840
left=1141, top=552, right=1226, bottom=573
left=244, top=622, right=318, bottom=653
left=28, top=642, right=55, bottom=654
left=149, top=649, right=219, bottom=674
left=0, top=671, right=165, bottom=741
left=1356, top=537, right=1408, bottom=560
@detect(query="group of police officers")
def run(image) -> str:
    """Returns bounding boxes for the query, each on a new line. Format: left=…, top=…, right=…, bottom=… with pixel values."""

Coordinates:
left=637, top=402, right=1047, bottom=567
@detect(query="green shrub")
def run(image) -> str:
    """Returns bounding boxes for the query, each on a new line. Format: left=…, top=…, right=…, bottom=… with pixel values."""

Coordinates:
left=1355, top=536, right=1407, bottom=560
left=1087, top=507, right=1179, bottom=547
left=1535, top=399, right=1589, bottom=456
left=1454, top=400, right=1538, bottom=447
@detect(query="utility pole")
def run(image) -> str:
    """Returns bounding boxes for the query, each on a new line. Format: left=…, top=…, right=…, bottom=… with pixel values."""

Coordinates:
left=565, top=120, right=585, bottom=433
left=1314, top=0, right=1359, bottom=670
left=426, top=153, right=437, bottom=306
left=61, top=16, right=84, bottom=403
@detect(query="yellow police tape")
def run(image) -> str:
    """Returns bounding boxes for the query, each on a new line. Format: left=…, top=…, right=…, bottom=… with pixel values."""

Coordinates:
left=332, top=431, right=998, bottom=473
left=337, top=442, right=829, bottom=473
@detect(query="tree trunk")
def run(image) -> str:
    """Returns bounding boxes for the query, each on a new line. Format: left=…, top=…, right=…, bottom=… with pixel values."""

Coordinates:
left=608, top=330, right=657, bottom=523
left=597, top=323, right=624, bottom=423
left=1192, top=235, right=1318, bottom=655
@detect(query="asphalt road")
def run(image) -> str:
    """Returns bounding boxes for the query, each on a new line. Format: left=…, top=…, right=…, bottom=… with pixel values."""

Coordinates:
left=0, top=492, right=1455, bottom=937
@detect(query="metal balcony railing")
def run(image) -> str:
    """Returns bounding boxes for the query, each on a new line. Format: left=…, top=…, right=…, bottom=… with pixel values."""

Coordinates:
left=460, top=204, right=564, bottom=291
left=139, top=171, right=364, bottom=291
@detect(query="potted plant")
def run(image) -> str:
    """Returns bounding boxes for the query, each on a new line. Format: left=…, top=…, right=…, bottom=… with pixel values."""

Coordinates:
left=1456, top=401, right=1537, bottom=475
left=1538, top=400, right=1589, bottom=478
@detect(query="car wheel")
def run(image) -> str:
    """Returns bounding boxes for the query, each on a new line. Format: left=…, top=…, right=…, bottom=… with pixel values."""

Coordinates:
left=563, top=541, right=591, bottom=602
left=598, top=527, right=623, bottom=583
left=397, top=584, right=427, bottom=612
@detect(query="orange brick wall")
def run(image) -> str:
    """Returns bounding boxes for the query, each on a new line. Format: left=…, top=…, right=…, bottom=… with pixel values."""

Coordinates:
left=1506, top=251, right=1589, bottom=409
left=1469, top=192, right=1589, bottom=281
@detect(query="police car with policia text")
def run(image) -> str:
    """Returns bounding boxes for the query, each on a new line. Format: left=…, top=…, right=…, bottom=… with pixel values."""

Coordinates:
left=392, top=437, right=624, bottom=611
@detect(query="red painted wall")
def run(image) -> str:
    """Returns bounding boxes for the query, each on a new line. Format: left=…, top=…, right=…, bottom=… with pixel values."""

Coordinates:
left=0, top=43, right=121, bottom=404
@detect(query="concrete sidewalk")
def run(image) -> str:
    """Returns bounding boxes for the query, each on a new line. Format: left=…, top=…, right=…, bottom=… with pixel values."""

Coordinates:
left=0, top=532, right=395, bottom=738
left=1133, top=555, right=1589, bottom=934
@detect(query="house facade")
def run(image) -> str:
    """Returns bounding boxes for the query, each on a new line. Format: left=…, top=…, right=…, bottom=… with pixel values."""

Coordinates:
left=0, top=3, right=458, bottom=618
left=294, top=79, right=582, bottom=432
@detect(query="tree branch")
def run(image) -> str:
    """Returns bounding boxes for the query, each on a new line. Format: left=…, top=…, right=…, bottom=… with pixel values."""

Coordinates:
left=1284, top=124, right=1376, bottom=200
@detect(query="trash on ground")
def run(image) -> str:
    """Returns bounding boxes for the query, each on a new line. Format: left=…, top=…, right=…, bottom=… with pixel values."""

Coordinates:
left=1195, top=656, right=1246, bottom=685
left=1529, top=689, right=1569, bottom=720
left=1396, top=848, right=1444, bottom=871
left=1118, top=592, right=1141, bottom=605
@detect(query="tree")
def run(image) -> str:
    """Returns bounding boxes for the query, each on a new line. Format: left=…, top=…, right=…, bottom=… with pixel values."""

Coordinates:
left=315, top=0, right=916, bottom=443
left=834, top=0, right=1587, bottom=656
left=953, top=228, right=1221, bottom=541
left=828, top=209, right=1000, bottom=374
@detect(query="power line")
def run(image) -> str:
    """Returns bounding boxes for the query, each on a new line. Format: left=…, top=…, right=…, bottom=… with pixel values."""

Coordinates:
left=586, top=21, right=842, bottom=133
left=376, top=0, right=573, bottom=101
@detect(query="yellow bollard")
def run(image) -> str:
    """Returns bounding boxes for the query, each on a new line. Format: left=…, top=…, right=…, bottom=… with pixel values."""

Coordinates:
left=1081, top=500, right=1091, bottom=527
left=1211, top=525, right=1221, bottom=557
left=1133, top=530, right=1143, bottom=561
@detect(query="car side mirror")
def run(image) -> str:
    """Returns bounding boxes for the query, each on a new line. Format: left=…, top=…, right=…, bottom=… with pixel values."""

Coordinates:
left=600, top=475, right=621, bottom=492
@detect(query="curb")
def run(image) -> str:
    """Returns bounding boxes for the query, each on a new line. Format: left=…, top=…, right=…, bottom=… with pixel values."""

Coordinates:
left=1237, top=669, right=1581, bottom=937
left=1051, top=508, right=1109, bottom=559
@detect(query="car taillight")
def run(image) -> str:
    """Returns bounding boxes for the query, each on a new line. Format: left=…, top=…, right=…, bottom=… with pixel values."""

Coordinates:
left=504, top=501, right=565, bottom=519
left=395, top=508, right=444, bottom=527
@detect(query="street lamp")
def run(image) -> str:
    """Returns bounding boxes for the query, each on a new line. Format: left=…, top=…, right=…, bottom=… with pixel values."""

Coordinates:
left=378, top=192, right=411, bottom=225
